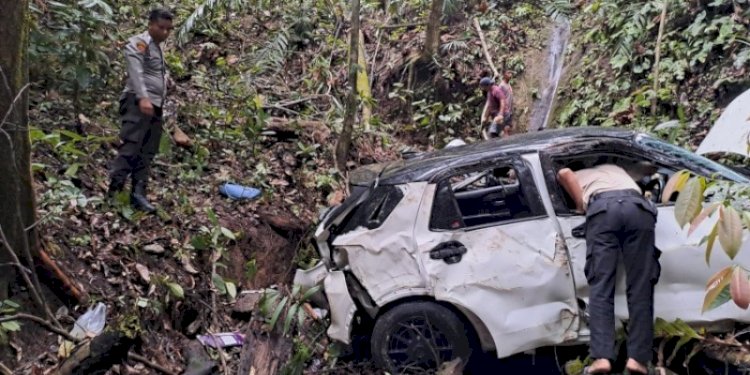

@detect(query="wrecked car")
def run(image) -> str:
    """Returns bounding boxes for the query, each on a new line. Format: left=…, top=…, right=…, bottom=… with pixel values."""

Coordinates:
left=295, top=127, right=750, bottom=373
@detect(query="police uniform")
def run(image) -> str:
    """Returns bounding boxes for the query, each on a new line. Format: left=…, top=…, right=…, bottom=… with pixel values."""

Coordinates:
left=109, top=31, right=167, bottom=210
left=577, top=164, right=661, bottom=366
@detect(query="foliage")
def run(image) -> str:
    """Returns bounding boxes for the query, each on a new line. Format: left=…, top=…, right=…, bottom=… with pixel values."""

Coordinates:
left=176, top=0, right=249, bottom=45
left=556, top=0, right=750, bottom=136
left=673, top=173, right=750, bottom=311
left=30, top=0, right=116, bottom=109
left=0, top=300, right=21, bottom=344
left=259, top=284, right=321, bottom=336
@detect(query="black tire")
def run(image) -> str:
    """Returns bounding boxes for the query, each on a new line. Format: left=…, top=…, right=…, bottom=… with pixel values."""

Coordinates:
left=371, top=301, right=474, bottom=374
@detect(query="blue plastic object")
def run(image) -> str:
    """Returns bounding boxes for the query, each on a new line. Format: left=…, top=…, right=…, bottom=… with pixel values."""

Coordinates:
left=219, top=183, right=261, bottom=200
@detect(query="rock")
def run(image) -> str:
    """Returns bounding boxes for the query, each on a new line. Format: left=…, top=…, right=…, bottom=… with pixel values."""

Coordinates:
left=182, top=341, right=216, bottom=375
left=143, top=244, right=165, bottom=254
left=233, top=291, right=263, bottom=314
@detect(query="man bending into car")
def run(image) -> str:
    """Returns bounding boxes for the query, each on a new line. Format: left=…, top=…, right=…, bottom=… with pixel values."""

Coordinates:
left=557, top=163, right=661, bottom=374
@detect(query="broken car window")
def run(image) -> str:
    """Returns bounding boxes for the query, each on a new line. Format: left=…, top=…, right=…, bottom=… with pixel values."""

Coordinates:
left=338, top=185, right=404, bottom=234
left=637, top=136, right=749, bottom=183
left=432, top=165, right=541, bottom=230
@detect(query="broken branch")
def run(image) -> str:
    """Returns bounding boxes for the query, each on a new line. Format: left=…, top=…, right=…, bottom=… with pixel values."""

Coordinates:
left=473, top=18, right=500, bottom=79
left=38, top=249, right=89, bottom=304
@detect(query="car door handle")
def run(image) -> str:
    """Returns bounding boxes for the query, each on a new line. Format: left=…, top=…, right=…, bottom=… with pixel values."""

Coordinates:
left=430, top=241, right=467, bottom=264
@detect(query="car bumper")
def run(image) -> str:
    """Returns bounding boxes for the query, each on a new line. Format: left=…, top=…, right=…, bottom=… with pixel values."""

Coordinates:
left=294, top=262, right=357, bottom=344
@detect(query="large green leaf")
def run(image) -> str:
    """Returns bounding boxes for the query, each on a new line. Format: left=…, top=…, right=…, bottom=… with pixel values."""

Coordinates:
left=718, top=205, right=742, bottom=260
left=269, top=296, right=289, bottom=331
left=283, top=302, right=299, bottom=335
left=703, top=266, right=733, bottom=312
left=674, top=177, right=704, bottom=228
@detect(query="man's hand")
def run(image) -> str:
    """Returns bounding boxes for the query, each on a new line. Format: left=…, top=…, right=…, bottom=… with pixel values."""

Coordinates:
left=493, top=114, right=504, bottom=124
left=138, top=97, right=154, bottom=116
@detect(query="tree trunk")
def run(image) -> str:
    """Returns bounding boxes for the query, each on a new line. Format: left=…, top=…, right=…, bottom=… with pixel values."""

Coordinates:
left=0, top=0, right=37, bottom=299
left=335, top=0, right=360, bottom=172
left=423, top=0, right=445, bottom=59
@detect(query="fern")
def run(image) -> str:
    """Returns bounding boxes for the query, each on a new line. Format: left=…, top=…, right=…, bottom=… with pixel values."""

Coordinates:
left=250, top=28, right=291, bottom=74
left=544, top=0, right=574, bottom=21
left=176, top=0, right=249, bottom=45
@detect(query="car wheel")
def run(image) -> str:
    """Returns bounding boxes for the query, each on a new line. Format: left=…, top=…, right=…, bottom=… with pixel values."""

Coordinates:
left=371, top=301, right=473, bottom=373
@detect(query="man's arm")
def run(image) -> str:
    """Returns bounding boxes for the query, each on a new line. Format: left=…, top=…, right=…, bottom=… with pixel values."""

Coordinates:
left=123, top=37, right=154, bottom=115
left=557, top=168, right=585, bottom=213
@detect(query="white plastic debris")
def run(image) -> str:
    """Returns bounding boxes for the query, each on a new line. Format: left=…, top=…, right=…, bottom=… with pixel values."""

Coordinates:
left=58, top=302, right=108, bottom=358
left=696, top=88, right=750, bottom=156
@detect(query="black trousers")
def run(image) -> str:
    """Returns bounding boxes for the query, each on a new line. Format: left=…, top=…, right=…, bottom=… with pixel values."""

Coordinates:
left=584, top=190, right=661, bottom=364
left=110, top=93, right=163, bottom=186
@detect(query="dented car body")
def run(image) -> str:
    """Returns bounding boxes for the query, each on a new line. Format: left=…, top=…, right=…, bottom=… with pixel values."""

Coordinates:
left=295, top=127, right=750, bottom=371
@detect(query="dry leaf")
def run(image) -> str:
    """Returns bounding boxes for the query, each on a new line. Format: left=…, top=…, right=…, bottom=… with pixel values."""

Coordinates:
left=181, top=256, right=199, bottom=275
left=135, top=263, right=151, bottom=284
left=143, top=243, right=165, bottom=254
left=172, top=125, right=193, bottom=148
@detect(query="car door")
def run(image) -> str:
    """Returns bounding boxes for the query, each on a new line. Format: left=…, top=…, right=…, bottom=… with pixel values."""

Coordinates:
left=412, top=155, right=580, bottom=359
left=540, top=142, right=750, bottom=332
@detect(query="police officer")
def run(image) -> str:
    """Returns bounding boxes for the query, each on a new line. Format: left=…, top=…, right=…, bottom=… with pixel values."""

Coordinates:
left=557, top=162, right=661, bottom=375
left=108, top=9, right=174, bottom=213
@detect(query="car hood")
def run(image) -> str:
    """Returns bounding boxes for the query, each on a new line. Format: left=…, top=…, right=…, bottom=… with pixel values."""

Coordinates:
left=696, top=88, right=750, bottom=157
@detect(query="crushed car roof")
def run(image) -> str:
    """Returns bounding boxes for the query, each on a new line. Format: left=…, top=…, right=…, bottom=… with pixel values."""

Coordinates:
left=378, top=127, right=637, bottom=184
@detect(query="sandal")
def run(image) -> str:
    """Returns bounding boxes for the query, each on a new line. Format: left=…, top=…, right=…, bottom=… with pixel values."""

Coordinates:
left=583, top=366, right=611, bottom=375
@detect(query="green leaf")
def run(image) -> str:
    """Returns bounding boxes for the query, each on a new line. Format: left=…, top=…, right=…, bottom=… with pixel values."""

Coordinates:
left=301, top=285, right=321, bottom=302
left=260, top=289, right=280, bottom=316
left=2, top=300, right=20, bottom=309
left=703, top=266, right=733, bottom=312
left=207, top=208, right=218, bottom=226
left=269, top=296, right=289, bottom=331
left=212, top=273, right=227, bottom=295
left=0, top=321, right=20, bottom=332
left=283, top=303, right=299, bottom=335
left=64, top=163, right=81, bottom=177
left=166, top=282, right=184, bottom=299
left=220, top=227, right=236, bottom=240
left=226, top=281, right=237, bottom=300
left=191, top=235, right=210, bottom=251
left=718, top=206, right=743, bottom=260
left=674, top=177, right=705, bottom=228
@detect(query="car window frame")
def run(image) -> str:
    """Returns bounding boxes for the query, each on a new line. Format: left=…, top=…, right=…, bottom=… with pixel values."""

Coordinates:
left=429, top=155, right=548, bottom=232
left=540, top=137, right=737, bottom=216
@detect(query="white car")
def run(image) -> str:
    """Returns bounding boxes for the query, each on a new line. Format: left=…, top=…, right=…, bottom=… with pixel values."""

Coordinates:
left=295, top=127, right=750, bottom=373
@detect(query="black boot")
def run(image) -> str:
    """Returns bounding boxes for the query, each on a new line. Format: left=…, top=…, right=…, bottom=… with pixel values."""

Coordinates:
left=131, top=180, right=156, bottom=213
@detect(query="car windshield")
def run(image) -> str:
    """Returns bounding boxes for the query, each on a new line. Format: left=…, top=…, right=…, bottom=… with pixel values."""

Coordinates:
left=637, top=135, right=749, bottom=183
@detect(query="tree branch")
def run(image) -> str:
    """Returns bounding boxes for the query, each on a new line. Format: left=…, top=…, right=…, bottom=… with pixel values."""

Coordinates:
left=473, top=18, right=499, bottom=79
left=0, top=225, right=60, bottom=328
left=0, top=313, right=75, bottom=341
